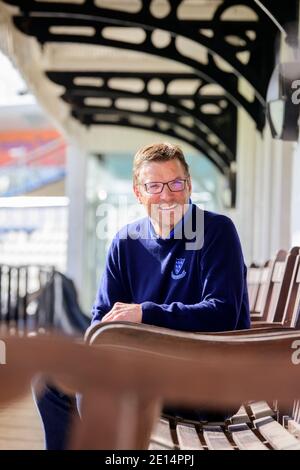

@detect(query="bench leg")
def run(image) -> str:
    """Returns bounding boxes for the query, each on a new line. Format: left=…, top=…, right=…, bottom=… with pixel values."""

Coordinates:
left=69, top=390, right=161, bottom=450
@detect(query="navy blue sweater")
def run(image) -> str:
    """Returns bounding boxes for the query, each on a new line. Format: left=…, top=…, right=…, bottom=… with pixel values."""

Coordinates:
left=91, top=204, right=250, bottom=332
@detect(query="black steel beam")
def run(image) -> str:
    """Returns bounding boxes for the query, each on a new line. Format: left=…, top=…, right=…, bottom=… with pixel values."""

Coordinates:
left=12, top=14, right=264, bottom=130
left=5, top=0, right=297, bottom=103
left=73, top=109, right=228, bottom=174
left=46, top=70, right=236, bottom=165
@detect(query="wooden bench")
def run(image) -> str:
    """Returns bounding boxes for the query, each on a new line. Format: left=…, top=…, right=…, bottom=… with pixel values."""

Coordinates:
left=150, top=401, right=300, bottom=450
left=1, top=329, right=300, bottom=449
left=56, top=245, right=300, bottom=448
left=247, top=262, right=264, bottom=315
left=84, top=243, right=300, bottom=451
left=1, top=248, right=300, bottom=449
left=85, top=246, right=300, bottom=348
left=250, top=247, right=300, bottom=328
left=85, top=323, right=300, bottom=449
left=249, top=251, right=286, bottom=321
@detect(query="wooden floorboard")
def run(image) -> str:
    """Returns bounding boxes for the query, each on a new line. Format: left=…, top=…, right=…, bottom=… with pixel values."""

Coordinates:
left=0, top=394, right=44, bottom=450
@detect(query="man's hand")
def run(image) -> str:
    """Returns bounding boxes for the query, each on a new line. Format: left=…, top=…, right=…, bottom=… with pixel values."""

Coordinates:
left=101, top=302, right=142, bottom=324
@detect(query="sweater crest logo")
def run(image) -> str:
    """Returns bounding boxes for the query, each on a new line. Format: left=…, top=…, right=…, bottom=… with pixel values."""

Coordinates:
left=171, top=258, right=186, bottom=280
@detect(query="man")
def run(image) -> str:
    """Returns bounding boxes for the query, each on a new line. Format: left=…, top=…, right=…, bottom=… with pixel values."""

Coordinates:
left=91, top=142, right=250, bottom=332
left=38, top=142, right=250, bottom=448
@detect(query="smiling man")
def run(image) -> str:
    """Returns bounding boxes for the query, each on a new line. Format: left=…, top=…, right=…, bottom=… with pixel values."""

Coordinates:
left=37, top=143, right=250, bottom=449
left=92, top=142, right=250, bottom=333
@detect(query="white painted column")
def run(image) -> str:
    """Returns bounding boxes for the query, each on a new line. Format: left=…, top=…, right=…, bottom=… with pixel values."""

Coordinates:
left=251, top=131, right=265, bottom=263
left=66, top=141, right=87, bottom=303
left=269, top=139, right=294, bottom=254
left=258, top=126, right=273, bottom=262
left=290, top=0, right=300, bottom=245
left=232, top=105, right=257, bottom=264
left=252, top=128, right=294, bottom=262
left=233, top=106, right=294, bottom=264
left=291, top=141, right=300, bottom=246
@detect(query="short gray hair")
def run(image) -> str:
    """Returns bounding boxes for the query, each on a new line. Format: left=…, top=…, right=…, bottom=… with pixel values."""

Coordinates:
left=133, top=142, right=190, bottom=183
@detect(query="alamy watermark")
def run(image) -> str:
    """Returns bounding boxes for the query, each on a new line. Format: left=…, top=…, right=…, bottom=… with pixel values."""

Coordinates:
left=291, top=339, right=300, bottom=365
left=0, top=340, right=6, bottom=365
left=291, top=80, right=300, bottom=104
left=95, top=198, right=204, bottom=250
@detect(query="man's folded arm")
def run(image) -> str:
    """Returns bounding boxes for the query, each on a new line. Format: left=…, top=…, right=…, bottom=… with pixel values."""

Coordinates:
left=141, top=299, right=239, bottom=332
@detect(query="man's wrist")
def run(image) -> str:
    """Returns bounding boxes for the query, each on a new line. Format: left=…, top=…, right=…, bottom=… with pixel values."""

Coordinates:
left=140, top=303, right=145, bottom=323
left=140, top=301, right=154, bottom=324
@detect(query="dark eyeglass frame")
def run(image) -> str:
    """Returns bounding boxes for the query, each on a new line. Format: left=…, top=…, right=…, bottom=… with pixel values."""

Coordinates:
left=141, top=178, right=188, bottom=194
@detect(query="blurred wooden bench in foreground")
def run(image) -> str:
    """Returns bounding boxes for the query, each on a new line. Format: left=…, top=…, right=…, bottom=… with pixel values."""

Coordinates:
left=1, top=327, right=300, bottom=449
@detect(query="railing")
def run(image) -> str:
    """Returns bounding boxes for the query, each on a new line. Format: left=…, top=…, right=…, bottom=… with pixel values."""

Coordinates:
left=0, top=264, right=55, bottom=333
left=0, top=264, right=90, bottom=336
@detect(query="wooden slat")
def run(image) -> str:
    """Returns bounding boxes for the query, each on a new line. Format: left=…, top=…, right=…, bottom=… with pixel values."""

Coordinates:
left=248, top=268, right=262, bottom=283
left=247, top=267, right=261, bottom=311
left=150, top=418, right=175, bottom=449
left=248, top=401, right=275, bottom=419
left=253, top=267, right=270, bottom=315
left=176, top=423, right=204, bottom=450
left=261, top=267, right=270, bottom=283
left=290, top=287, right=300, bottom=327
left=294, top=400, right=300, bottom=422
left=273, top=248, right=300, bottom=324
left=254, top=417, right=300, bottom=450
left=267, top=284, right=281, bottom=322
left=228, top=423, right=268, bottom=450
left=203, top=425, right=235, bottom=450
left=272, top=262, right=285, bottom=283
left=296, top=264, right=300, bottom=283
left=287, top=419, right=300, bottom=439
left=292, top=400, right=299, bottom=421
left=230, top=405, right=251, bottom=424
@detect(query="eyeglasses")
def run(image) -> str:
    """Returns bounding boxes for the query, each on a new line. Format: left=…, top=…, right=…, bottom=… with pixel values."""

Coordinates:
left=142, top=178, right=188, bottom=194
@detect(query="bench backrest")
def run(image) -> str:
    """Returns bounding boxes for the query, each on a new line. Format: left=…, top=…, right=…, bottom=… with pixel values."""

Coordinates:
left=247, top=263, right=263, bottom=312
left=250, top=252, right=286, bottom=320
left=250, top=247, right=300, bottom=326
left=89, top=325, right=300, bottom=448
left=264, top=249, right=296, bottom=323
left=281, top=255, right=300, bottom=328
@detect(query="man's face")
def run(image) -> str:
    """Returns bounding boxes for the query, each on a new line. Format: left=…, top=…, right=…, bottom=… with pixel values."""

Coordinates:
left=134, top=159, right=192, bottom=232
